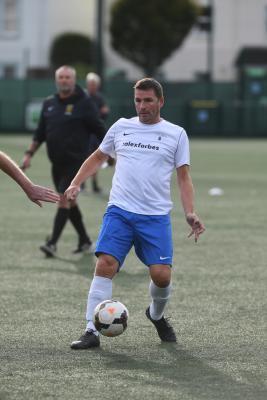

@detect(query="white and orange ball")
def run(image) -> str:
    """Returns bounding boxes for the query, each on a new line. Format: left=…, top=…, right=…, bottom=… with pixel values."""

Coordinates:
left=93, top=300, right=129, bottom=337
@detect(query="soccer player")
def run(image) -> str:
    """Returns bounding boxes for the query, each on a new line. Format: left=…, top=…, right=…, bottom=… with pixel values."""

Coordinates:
left=65, top=78, right=205, bottom=349
left=21, top=65, right=106, bottom=257
left=85, top=72, right=110, bottom=193
left=0, top=151, right=59, bottom=206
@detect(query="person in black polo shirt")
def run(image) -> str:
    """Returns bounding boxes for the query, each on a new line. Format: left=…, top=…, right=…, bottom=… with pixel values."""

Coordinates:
left=21, top=65, right=106, bottom=257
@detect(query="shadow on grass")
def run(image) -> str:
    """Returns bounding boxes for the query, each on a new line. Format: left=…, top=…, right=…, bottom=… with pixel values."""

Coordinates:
left=1, top=254, right=97, bottom=279
left=2, top=253, right=148, bottom=283
left=96, top=343, right=266, bottom=400
left=44, top=255, right=148, bottom=282
left=54, top=254, right=96, bottom=277
left=2, top=341, right=266, bottom=400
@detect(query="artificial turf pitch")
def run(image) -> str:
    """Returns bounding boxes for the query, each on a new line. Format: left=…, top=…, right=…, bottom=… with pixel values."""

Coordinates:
left=0, top=135, right=266, bottom=400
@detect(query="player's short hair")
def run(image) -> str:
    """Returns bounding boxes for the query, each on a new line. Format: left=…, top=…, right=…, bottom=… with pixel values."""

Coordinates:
left=55, top=65, right=76, bottom=79
left=86, top=72, right=101, bottom=86
left=134, top=78, right=163, bottom=99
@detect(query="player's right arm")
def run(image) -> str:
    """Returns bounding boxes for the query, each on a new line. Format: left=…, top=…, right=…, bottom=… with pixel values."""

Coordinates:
left=65, top=149, right=108, bottom=200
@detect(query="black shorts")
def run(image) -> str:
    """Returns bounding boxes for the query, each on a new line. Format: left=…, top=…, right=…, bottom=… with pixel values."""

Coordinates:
left=51, top=163, right=82, bottom=194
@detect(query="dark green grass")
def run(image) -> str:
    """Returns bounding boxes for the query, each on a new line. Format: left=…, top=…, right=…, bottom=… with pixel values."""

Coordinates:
left=0, top=136, right=266, bottom=400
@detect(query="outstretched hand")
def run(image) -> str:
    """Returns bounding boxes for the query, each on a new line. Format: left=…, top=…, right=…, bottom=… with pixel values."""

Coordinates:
left=186, top=212, right=205, bottom=243
left=64, top=184, right=80, bottom=201
left=27, top=184, right=60, bottom=207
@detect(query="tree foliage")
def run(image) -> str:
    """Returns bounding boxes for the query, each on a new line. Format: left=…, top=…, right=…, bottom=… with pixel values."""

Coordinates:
left=50, top=33, right=94, bottom=73
left=110, top=0, right=199, bottom=76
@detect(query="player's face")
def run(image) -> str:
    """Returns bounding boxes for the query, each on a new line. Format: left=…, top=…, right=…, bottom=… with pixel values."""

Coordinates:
left=55, top=68, right=76, bottom=96
left=134, top=88, right=164, bottom=124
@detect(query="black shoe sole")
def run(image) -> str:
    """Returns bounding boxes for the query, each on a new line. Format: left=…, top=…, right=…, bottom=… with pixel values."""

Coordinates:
left=70, top=338, right=100, bottom=350
left=70, top=343, right=100, bottom=350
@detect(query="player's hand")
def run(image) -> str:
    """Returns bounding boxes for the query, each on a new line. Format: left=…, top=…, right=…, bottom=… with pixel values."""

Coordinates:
left=64, top=184, right=80, bottom=200
left=186, top=212, right=205, bottom=243
left=20, top=155, right=31, bottom=171
left=27, top=184, right=60, bottom=207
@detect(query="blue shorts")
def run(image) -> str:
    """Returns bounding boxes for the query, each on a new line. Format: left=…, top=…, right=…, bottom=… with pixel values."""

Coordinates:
left=95, top=205, right=173, bottom=268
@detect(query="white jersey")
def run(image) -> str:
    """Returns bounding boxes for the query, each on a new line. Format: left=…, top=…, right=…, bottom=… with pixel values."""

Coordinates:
left=99, top=117, right=190, bottom=215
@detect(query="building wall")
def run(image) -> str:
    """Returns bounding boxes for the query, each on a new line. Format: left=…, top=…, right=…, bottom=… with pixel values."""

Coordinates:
left=213, top=0, right=267, bottom=81
left=0, top=0, right=266, bottom=81
left=45, top=0, right=95, bottom=62
left=0, top=0, right=95, bottom=78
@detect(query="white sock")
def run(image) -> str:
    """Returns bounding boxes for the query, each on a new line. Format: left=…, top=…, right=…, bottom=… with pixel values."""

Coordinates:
left=85, top=276, right=112, bottom=333
left=149, top=280, right=172, bottom=320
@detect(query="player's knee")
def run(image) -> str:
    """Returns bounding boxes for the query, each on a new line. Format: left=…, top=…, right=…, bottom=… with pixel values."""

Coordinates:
left=153, top=276, right=171, bottom=288
left=150, top=266, right=171, bottom=288
left=95, top=254, right=119, bottom=279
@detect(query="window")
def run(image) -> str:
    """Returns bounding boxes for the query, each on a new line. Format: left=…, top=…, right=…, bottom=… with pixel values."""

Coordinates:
left=0, top=64, right=17, bottom=78
left=0, top=0, right=20, bottom=37
left=4, top=65, right=16, bottom=78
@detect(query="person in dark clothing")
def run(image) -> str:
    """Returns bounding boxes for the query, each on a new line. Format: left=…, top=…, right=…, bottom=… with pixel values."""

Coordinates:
left=85, top=72, right=110, bottom=193
left=21, top=65, right=106, bottom=257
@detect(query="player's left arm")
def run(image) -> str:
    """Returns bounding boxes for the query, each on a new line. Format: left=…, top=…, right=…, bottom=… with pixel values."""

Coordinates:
left=176, top=164, right=205, bottom=242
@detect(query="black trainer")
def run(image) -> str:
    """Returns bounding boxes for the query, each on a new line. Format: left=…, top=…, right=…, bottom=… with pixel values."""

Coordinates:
left=70, top=330, right=100, bottom=350
left=40, top=242, right=57, bottom=257
left=145, top=307, right=177, bottom=342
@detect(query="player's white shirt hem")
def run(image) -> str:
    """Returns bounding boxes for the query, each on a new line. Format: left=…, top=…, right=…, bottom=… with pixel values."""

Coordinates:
left=99, top=117, right=190, bottom=215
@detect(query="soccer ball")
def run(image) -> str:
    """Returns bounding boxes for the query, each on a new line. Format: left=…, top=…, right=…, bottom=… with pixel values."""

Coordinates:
left=93, top=300, right=129, bottom=337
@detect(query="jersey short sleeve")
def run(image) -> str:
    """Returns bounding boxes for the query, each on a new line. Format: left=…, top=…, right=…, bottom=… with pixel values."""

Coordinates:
left=99, top=120, right=120, bottom=157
